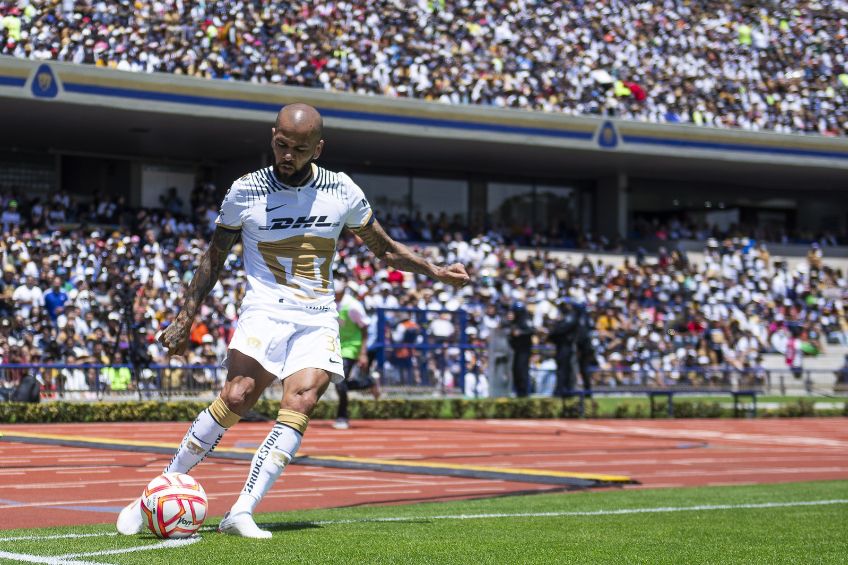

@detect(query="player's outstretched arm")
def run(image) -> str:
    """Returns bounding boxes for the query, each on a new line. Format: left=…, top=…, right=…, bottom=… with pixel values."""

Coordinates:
left=158, top=226, right=240, bottom=355
left=352, top=220, right=470, bottom=289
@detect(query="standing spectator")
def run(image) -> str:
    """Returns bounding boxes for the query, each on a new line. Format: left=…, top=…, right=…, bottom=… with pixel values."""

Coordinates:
left=1, top=200, right=21, bottom=232
left=100, top=350, right=132, bottom=392
left=835, top=355, right=848, bottom=391
left=506, top=302, right=533, bottom=397
left=547, top=298, right=581, bottom=397
left=12, top=276, right=44, bottom=318
left=392, top=314, right=420, bottom=385
left=785, top=328, right=805, bottom=384
left=43, top=276, right=69, bottom=322
left=575, top=303, right=595, bottom=397
left=60, top=353, right=90, bottom=399
left=0, top=265, right=15, bottom=317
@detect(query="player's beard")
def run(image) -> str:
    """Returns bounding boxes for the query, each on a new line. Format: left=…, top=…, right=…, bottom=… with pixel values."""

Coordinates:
left=275, top=161, right=312, bottom=186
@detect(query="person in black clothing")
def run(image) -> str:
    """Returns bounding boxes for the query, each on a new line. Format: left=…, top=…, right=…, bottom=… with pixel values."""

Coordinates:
left=1, top=373, right=42, bottom=403
left=507, top=302, right=533, bottom=397
left=836, top=355, right=848, bottom=389
left=575, top=303, right=595, bottom=396
left=547, top=298, right=581, bottom=397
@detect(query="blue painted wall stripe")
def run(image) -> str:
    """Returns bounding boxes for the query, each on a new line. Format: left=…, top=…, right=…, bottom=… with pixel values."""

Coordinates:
left=62, top=81, right=594, bottom=140
left=0, top=76, right=26, bottom=87
left=622, top=134, right=848, bottom=161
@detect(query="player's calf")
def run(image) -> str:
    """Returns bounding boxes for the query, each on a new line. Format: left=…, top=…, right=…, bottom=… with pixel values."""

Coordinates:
left=224, top=408, right=310, bottom=534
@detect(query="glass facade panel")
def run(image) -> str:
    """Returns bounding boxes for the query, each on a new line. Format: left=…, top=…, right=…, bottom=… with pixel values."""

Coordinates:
left=487, top=182, right=534, bottom=235
left=349, top=173, right=410, bottom=219
left=535, top=185, right=577, bottom=232
left=411, top=177, right=468, bottom=223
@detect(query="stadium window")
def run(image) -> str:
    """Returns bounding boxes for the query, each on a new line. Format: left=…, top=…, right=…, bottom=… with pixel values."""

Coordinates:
left=0, top=152, right=55, bottom=196
left=350, top=173, right=411, bottom=220
left=411, top=177, right=468, bottom=226
left=535, top=185, right=577, bottom=233
left=487, top=182, right=534, bottom=236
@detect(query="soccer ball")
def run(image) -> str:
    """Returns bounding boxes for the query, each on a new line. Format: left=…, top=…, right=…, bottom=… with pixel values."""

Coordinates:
left=140, top=472, right=208, bottom=538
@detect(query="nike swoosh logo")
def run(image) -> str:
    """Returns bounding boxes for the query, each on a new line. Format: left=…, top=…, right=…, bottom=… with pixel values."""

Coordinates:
left=266, top=203, right=287, bottom=212
left=329, top=358, right=341, bottom=364
left=191, top=432, right=210, bottom=445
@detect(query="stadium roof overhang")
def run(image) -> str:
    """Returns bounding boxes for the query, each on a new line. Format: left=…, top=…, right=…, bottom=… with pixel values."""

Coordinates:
left=2, top=57, right=847, bottom=190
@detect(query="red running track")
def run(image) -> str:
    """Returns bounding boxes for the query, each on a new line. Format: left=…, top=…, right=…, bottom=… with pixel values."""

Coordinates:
left=1, top=418, right=847, bottom=530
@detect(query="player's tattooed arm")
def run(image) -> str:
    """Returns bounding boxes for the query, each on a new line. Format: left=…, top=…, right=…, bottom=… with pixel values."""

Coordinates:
left=181, top=226, right=240, bottom=316
left=158, top=226, right=240, bottom=355
left=352, top=220, right=470, bottom=288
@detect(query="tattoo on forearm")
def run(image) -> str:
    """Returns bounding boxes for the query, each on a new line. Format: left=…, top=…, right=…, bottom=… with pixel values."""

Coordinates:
left=352, top=222, right=390, bottom=258
left=352, top=221, right=439, bottom=278
left=181, top=228, right=240, bottom=317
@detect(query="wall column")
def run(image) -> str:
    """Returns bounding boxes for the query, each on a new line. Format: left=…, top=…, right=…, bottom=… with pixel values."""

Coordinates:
left=595, top=173, right=628, bottom=239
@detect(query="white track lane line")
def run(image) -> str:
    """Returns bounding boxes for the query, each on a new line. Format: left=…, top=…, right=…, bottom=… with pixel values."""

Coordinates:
left=515, top=421, right=848, bottom=449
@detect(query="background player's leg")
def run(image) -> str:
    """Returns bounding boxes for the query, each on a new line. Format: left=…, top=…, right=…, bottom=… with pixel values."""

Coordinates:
left=334, top=358, right=355, bottom=429
left=165, top=350, right=277, bottom=473
left=221, top=367, right=330, bottom=539
left=116, top=350, right=275, bottom=535
left=334, top=380, right=350, bottom=428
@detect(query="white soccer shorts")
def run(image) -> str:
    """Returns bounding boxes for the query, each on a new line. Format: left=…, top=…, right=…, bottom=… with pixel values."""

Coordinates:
left=227, top=310, right=344, bottom=383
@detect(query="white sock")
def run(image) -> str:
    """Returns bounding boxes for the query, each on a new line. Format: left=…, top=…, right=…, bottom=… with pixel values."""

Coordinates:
left=230, top=423, right=301, bottom=516
left=164, top=408, right=227, bottom=474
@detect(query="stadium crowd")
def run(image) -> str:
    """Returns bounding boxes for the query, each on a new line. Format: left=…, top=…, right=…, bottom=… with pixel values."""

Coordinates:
left=0, top=186, right=845, bottom=399
left=2, top=1, right=847, bottom=136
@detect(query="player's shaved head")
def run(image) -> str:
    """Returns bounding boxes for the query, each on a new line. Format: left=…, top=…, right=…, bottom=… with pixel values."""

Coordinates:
left=270, top=103, right=325, bottom=185
left=275, top=103, right=323, bottom=141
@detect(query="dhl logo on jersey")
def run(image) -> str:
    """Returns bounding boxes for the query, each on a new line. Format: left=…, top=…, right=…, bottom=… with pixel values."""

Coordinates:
left=258, top=215, right=342, bottom=231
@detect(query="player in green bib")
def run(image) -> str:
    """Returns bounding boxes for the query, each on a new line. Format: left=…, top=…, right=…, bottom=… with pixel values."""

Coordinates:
left=334, top=275, right=379, bottom=429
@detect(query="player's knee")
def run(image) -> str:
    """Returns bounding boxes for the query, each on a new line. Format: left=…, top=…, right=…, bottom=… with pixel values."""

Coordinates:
left=220, top=377, right=256, bottom=414
left=282, top=386, right=321, bottom=415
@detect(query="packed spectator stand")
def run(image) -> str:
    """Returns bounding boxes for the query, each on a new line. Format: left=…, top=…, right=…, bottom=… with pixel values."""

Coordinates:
left=0, top=186, right=845, bottom=400
left=2, top=0, right=847, bottom=136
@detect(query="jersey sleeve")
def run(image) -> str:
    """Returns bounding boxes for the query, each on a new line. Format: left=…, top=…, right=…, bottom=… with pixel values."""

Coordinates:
left=215, top=180, right=248, bottom=230
left=339, top=173, right=374, bottom=229
left=347, top=299, right=370, bottom=328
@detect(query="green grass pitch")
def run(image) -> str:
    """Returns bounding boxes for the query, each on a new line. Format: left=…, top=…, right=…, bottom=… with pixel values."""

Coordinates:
left=1, top=481, right=846, bottom=564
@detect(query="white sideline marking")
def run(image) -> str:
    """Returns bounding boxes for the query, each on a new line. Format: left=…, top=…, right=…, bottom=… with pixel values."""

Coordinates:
left=0, top=536, right=200, bottom=565
left=0, top=533, right=118, bottom=543
left=267, top=498, right=848, bottom=526
left=59, top=537, right=200, bottom=558
left=0, top=552, right=101, bottom=565
left=1, top=499, right=846, bottom=546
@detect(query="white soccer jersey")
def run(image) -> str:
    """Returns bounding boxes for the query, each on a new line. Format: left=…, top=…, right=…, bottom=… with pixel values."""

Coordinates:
left=216, top=164, right=374, bottom=327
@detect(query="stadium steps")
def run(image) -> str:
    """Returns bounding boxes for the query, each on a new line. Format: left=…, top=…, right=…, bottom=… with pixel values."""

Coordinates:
left=761, top=344, right=848, bottom=395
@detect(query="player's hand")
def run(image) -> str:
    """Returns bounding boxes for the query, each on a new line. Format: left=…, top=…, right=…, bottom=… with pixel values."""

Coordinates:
left=157, top=315, right=192, bottom=357
left=437, top=263, right=470, bottom=289
left=358, top=351, right=369, bottom=371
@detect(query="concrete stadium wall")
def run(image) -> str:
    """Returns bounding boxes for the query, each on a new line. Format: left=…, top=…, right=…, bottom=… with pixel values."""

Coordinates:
left=3, top=56, right=848, bottom=170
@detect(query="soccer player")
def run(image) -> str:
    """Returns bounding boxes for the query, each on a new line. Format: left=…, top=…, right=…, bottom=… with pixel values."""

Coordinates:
left=116, top=103, right=469, bottom=539
left=332, top=275, right=379, bottom=430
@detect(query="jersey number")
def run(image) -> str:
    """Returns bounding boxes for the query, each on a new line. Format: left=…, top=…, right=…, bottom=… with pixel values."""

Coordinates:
left=257, top=235, right=335, bottom=294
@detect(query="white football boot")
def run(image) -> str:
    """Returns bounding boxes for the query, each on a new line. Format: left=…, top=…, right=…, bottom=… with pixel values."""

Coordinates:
left=218, top=512, right=272, bottom=539
left=116, top=496, right=144, bottom=535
